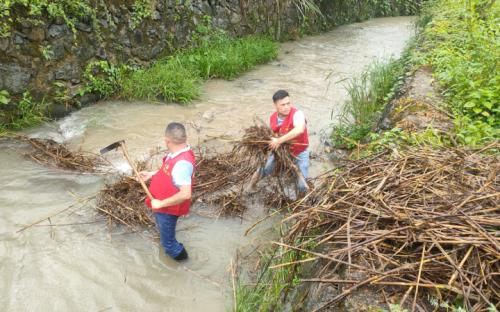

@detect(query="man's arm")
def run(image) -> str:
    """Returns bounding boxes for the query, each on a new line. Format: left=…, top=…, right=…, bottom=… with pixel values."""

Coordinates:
left=269, top=118, right=305, bottom=149
left=151, top=185, right=192, bottom=209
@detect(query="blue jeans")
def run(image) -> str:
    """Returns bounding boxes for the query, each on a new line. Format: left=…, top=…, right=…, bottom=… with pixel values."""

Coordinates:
left=261, top=150, right=310, bottom=192
left=154, top=213, right=184, bottom=258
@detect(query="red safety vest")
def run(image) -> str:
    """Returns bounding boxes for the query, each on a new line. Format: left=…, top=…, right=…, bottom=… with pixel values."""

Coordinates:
left=145, top=149, right=195, bottom=216
left=270, top=107, right=309, bottom=156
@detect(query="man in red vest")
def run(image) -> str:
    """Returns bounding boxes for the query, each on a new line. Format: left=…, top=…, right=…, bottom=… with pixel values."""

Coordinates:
left=140, top=122, right=195, bottom=261
left=247, top=89, right=310, bottom=193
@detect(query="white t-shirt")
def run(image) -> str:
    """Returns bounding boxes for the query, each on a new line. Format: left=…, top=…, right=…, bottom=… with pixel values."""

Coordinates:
left=166, top=146, right=193, bottom=187
left=277, top=110, right=305, bottom=126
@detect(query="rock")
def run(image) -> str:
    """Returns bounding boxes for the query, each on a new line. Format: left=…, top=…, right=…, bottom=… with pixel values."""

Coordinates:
left=147, top=27, right=157, bottom=38
left=14, top=33, right=26, bottom=45
left=202, top=110, right=215, bottom=122
left=11, top=69, right=33, bottom=91
left=51, top=40, right=66, bottom=60
left=54, top=63, right=80, bottom=81
left=48, top=103, right=75, bottom=119
left=133, top=29, right=144, bottom=44
left=75, top=22, right=92, bottom=32
left=230, top=12, right=241, bottom=24
left=97, top=47, right=107, bottom=59
left=76, top=92, right=101, bottom=107
left=48, top=24, right=70, bottom=39
left=201, top=2, right=212, bottom=14
left=0, top=38, right=10, bottom=51
left=0, top=63, right=33, bottom=94
left=26, top=27, right=45, bottom=41
left=99, top=18, right=109, bottom=29
left=152, top=10, right=162, bottom=20
left=73, top=42, right=96, bottom=61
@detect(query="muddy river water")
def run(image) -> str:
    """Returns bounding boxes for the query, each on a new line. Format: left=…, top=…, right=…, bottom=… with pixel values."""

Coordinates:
left=1, top=17, right=414, bottom=311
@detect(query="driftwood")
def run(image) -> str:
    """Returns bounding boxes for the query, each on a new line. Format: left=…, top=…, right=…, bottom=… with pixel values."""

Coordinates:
left=278, top=145, right=499, bottom=311
left=15, top=135, right=106, bottom=173
left=95, top=125, right=304, bottom=227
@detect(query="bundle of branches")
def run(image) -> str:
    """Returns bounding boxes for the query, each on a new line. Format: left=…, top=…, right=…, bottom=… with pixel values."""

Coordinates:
left=16, top=135, right=105, bottom=172
left=282, top=145, right=499, bottom=311
left=95, top=161, right=156, bottom=230
left=195, top=125, right=304, bottom=216
left=95, top=125, right=304, bottom=226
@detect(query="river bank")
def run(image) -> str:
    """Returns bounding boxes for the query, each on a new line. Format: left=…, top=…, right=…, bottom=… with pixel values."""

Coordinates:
left=235, top=1, right=499, bottom=311
left=0, top=17, right=416, bottom=311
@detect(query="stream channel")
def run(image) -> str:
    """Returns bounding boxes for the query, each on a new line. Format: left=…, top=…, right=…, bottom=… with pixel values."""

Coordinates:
left=1, top=17, right=415, bottom=311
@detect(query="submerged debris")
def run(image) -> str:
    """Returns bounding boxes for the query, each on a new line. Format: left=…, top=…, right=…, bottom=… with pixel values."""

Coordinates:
left=16, top=135, right=106, bottom=173
left=282, top=145, right=499, bottom=311
left=95, top=125, right=305, bottom=227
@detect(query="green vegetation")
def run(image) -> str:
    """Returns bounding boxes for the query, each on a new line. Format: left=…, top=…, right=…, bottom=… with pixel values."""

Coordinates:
left=121, top=34, right=278, bottom=103
left=0, top=91, right=47, bottom=130
left=331, top=0, right=499, bottom=150
left=331, top=42, right=414, bottom=149
left=235, top=244, right=306, bottom=312
left=417, top=0, right=499, bottom=146
left=121, top=59, right=201, bottom=104
left=80, top=60, right=130, bottom=100
left=0, top=0, right=154, bottom=38
left=0, top=0, right=97, bottom=38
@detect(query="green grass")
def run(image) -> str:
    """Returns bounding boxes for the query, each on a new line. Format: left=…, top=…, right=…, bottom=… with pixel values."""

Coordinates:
left=235, top=244, right=304, bottom=312
left=0, top=91, right=47, bottom=131
left=121, top=59, right=201, bottom=104
left=120, top=34, right=278, bottom=103
left=418, top=0, right=500, bottom=146
left=331, top=48, right=412, bottom=149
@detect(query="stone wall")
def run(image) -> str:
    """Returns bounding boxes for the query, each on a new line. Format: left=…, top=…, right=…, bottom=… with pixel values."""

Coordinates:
left=0, top=0, right=419, bottom=122
left=0, top=0, right=306, bottom=119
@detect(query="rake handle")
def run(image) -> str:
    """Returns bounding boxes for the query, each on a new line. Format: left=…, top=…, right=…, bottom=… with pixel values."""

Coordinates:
left=119, top=142, right=154, bottom=200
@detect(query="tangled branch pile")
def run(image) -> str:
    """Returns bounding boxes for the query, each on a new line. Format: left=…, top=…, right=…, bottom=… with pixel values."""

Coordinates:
left=17, top=135, right=105, bottom=172
left=96, top=125, right=302, bottom=227
left=283, top=146, right=499, bottom=311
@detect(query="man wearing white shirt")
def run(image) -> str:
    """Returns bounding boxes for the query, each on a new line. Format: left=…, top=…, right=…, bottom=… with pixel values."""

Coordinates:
left=248, top=90, right=310, bottom=194
left=140, top=123, right=195, bottom=261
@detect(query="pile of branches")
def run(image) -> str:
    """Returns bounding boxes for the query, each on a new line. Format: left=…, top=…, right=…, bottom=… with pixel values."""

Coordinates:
left=282, top=146, right=499, bottom=311
left=17, top=135, right=105, bottom=173
left=195, top=125, right=301, bottom=216
left=95, top=125, right=302, bottom=228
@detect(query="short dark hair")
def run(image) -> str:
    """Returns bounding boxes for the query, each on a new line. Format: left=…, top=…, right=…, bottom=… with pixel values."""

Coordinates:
left=165, top=122, right=187, bottom=144
left=272, top=90, right=289, bottom=102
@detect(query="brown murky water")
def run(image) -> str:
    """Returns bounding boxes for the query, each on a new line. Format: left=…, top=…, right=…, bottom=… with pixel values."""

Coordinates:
left=1, top=17, right=414, bottom=311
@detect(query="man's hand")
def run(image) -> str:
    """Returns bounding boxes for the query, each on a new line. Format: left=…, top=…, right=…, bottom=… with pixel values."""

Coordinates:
left=139, top=171, right=154, bottom=181
left=269, top=137, right=282, bottom=150
left=151, top=198, right=163, bottom=209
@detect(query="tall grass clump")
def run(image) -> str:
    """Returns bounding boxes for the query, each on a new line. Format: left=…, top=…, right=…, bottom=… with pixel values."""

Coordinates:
left=121, top=59, right=201, bottom=104
left=178, top=34, right=279, bottom=80
left=120, top=34, right=278, bottom=103
left=0, top=91, right=47, bottom=132
left=235, top=245, right=304, bottom=312
left=419, top=0, right=499, bottom=146
left=331, top=49, right=411, bottom=149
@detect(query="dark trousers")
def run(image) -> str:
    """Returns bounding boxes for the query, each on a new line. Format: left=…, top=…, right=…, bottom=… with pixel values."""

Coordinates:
left=154, top=212, right=184, bottom=258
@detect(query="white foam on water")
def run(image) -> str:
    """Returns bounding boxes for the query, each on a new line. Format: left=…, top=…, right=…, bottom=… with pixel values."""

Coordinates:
left=57, top=113, right=88, bottom=141
left=115, top=161, right=133, bottom=175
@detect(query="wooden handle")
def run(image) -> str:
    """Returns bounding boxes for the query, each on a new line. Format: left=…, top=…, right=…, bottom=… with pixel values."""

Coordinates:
left=120, top=142, right=154, bottom=200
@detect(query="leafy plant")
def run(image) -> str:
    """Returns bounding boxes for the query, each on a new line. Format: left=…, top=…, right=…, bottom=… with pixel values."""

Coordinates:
left=418, top=0, right=500, bottom=146
left=9, top=91, right=47, bottom=129
left=0, top=90, right=10, bottom=105
left=130, top=0, right=154, bottom=30
left=40, top=45, right=54, bottom=61
left=81, top=60, right=128, bottom=98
